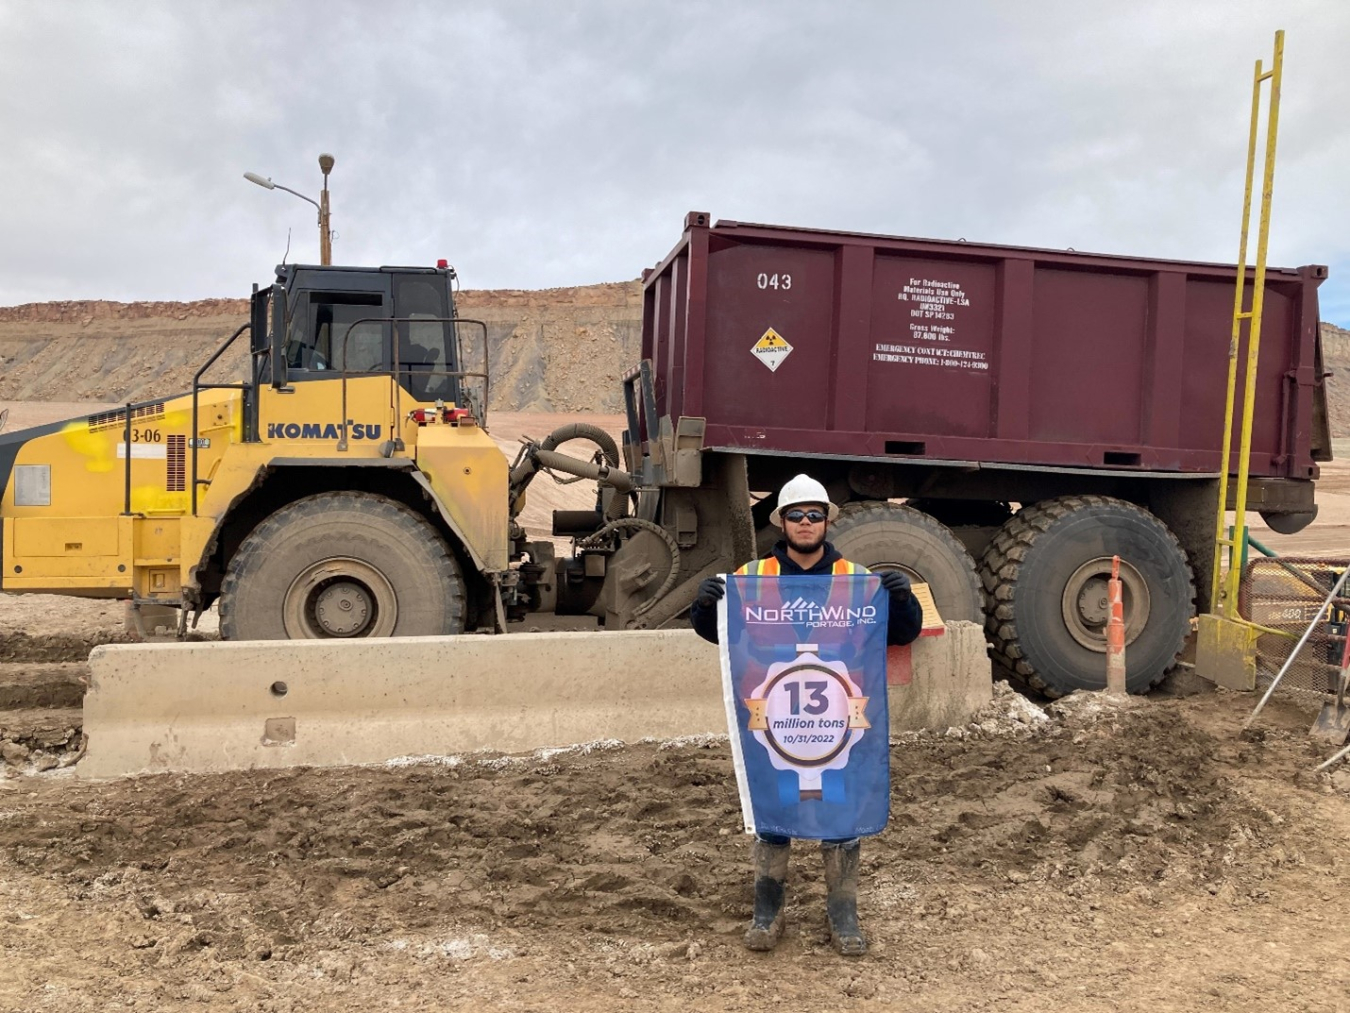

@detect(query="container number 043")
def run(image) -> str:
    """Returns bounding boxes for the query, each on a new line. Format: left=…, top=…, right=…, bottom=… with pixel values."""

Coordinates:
left=757, top=273, right=792, bottom=291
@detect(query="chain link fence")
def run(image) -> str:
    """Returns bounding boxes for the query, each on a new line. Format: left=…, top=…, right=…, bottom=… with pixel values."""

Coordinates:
left=1239, top=556, right=1350, bottom=697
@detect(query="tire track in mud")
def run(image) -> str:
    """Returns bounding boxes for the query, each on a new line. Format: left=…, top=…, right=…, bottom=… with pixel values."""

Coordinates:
left=0, top=658, right=90, bottom=771
left=0, top=631, right=131, bottom=664
left=0, top=608, right=117, bottom=772
left=0, top=627, right=119, bottom=769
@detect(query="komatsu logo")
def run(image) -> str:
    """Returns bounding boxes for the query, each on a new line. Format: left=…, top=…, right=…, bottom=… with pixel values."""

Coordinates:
left=745, top=597, right=878, bottom=629
left=266, top=421, right=383, bottom=440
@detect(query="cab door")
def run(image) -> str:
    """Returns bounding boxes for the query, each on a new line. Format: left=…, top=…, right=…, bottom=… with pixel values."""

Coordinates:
left=271, top=275, right=395, bottom=452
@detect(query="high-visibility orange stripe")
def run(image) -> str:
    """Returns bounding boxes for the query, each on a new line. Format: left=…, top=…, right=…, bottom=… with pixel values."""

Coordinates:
left=738, top=557, right=866, bottom=576
left=734, top=557, right=781, bottom=578
left=730, top=558, right=873, bottom=617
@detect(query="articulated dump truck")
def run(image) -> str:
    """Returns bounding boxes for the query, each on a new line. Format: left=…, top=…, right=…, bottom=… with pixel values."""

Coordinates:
left=0, top=213, right=1332, bottom=696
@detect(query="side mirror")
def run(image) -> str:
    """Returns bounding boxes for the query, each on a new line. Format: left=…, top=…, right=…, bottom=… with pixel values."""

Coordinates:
left=269, top=284, right=288, bottom=388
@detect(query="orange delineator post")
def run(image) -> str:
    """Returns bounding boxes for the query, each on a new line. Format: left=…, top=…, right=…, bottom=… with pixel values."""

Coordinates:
left=1106, top=555, right=1127, bottom=695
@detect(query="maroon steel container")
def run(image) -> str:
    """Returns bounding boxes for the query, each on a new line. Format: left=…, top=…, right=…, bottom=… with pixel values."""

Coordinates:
left=641, top=213, right=1329, bottom=479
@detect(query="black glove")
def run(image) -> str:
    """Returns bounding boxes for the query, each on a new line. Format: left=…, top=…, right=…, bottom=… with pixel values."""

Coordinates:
left=879, top=570, right=912, bottom=599
left=695, top=576, right=726, bottom=609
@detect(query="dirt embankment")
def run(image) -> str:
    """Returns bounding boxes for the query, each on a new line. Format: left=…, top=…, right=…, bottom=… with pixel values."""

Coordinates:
left=1320, top=323, right=1350, bottom=436
left=457, top=283, right=641, bottom=412
left=0, top=282, right=643, bottom=413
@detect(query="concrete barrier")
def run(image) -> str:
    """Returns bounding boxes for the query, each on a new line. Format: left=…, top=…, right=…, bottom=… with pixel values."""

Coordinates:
left=81, top=622, right=992, bottom=779
left=887, top=621, right=993, bottom=730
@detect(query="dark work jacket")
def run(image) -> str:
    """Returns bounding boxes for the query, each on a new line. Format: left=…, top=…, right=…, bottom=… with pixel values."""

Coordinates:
left=690, top=540, right=925, bottom=647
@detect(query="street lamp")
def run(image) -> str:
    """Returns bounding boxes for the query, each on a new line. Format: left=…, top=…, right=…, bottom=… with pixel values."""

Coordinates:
left=243, top=153, right=336, bottom=265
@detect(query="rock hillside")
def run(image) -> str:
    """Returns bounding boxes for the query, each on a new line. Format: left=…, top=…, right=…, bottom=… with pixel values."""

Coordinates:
left=0, top=283, right=643, bottom=413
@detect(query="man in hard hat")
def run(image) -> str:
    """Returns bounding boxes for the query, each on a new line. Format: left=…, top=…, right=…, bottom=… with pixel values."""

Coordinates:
left=690, top=473, right=923, bottom=956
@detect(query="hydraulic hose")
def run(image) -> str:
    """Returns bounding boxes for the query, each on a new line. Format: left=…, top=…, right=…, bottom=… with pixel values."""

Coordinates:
left=538, top=422, right=620, bottom=469
left=528, top=449, right=634, bottom=492
left=508, top=423, right=632, bottom=512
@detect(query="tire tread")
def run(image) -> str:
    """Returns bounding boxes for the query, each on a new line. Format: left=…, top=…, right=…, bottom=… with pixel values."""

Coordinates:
left=218, top=491, right=465, bottom=640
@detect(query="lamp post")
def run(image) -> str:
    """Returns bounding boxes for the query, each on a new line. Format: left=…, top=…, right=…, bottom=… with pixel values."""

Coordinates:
left=317, top=153, right=334, bottom=266
left=243, top=152, right=336, bottom=265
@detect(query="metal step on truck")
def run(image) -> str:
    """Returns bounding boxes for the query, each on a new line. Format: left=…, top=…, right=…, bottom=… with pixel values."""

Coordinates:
left=0, top=213, right=1331, bottom=698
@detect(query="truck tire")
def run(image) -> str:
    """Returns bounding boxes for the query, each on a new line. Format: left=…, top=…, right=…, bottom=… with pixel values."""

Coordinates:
left=219, top=492, right=466, bottom=640
left=979, top=495, right=1193, bottom=697
left=828, top=502, right=983, bottom=623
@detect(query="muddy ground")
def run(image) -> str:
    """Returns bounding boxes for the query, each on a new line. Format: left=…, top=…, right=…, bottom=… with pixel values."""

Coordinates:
left=3, top=677, right=1350, bottom=1012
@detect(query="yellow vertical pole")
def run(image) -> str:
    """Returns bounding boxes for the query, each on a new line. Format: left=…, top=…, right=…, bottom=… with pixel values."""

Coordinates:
left=1211, top=54, right=1266, bottom=616
left=1224, top=29, right=1284, bottom=613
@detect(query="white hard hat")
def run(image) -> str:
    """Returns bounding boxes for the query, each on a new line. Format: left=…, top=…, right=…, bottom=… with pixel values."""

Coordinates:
left=770, top=474, right=839, bottom=527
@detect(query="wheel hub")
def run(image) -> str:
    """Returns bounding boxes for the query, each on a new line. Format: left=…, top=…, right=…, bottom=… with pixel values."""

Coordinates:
left=283, top=557, right=398, bottom=639
left=1061, top=557, right=1150, bottom=653
left=313, top=580, right=373, bottom=636
left=1075, top=579, right=1110, bottom=627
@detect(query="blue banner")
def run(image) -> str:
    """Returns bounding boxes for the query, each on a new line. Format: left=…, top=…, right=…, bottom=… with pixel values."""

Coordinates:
left=718, top=573, right=890, bottom=839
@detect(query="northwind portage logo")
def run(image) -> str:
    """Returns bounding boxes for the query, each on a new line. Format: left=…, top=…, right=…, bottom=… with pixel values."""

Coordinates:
left=266, top=421, right=383, bottom=440
left=745, top=597, right=879, bottom=629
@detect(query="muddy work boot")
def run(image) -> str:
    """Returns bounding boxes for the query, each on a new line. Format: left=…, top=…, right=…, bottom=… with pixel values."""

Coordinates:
left=744, top=838, right=791, bottom=951
left=821, top=841, right=866, bottom=956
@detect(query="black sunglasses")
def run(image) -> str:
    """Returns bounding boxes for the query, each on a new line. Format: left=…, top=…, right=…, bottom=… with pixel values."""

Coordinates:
left=783, top=508, right=827, bottom=524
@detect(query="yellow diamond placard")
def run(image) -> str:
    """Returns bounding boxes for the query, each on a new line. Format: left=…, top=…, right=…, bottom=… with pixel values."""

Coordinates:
left=751, top=327, right=793, bottom=373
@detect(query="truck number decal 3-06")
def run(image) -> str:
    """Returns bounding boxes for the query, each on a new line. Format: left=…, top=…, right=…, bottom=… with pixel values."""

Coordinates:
left=266, top=422, right=383, bottom=440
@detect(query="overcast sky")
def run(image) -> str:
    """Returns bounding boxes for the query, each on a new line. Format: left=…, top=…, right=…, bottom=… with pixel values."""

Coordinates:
left=2, top=1, right=1348, bottom=324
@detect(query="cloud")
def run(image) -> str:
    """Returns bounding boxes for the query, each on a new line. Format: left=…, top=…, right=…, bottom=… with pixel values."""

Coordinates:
left=0, top=0, right=1346, bottom=323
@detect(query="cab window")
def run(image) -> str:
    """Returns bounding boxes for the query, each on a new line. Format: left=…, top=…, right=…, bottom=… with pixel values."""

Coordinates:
left=285, top=292, right=387, bottom=374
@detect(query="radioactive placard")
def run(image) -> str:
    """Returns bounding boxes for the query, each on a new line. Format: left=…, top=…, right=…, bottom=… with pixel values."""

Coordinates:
left=751, top=327, right=793, bottom=373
